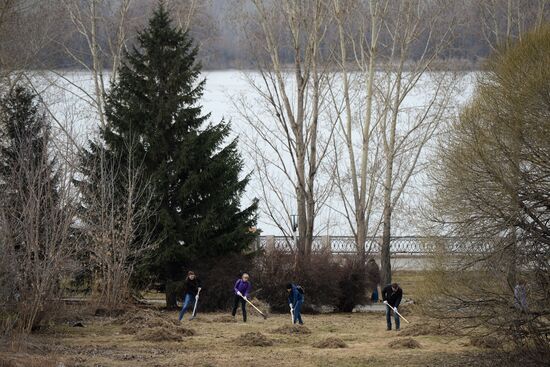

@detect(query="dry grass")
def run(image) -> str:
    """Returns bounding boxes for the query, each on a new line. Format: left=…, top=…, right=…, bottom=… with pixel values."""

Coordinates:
left=313, top=337, right=347, bottom=348
left=134, top=326, right=195, bottom=342
left=271, top=324, right=311, bottom=335
left=0, top=271, right=495, bottom=366
left=0, top=311, right=488, bottom=366
left=469, top=335, right=502, bottom=349
left=235, top=332, right=274, bottom=346
left=388, top=337, right=422, bottom=349
left=399, top=323, right=451, bottom=337
left=135, top=327, right=182, bottom=342
left=212, top=315, right=237, bottom=323
left=114, top=308, right=165, bottom=326
left=0, top=353, right=63, bottom=367
left=116, top=308, right=191, bottom=335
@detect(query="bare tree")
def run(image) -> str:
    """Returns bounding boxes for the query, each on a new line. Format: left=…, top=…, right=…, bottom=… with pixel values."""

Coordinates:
left=0, top=86, right=80, bottom=335
left=328, top=0, right=457, bottom=282
left=60, top=0, right=134, bottom=128
left=328, top=0, right=387, bottom=260
left=373, top=0, right=458, bottom=285
left=234, top=0, right=335, bottom=266
left=77, top=138, right=158, bottom=310
left=478, top=0, right=550, bottom=52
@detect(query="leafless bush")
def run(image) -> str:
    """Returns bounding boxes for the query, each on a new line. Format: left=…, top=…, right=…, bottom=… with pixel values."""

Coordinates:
left=253, top=248, right=374, bottom=312
left=0, top=86, right=80, bottom=335
left=77, top=139, right=159, bottom=311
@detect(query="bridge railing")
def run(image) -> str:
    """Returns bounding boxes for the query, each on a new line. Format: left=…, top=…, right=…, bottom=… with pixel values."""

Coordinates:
left=255, top=236, right=492, bottom=255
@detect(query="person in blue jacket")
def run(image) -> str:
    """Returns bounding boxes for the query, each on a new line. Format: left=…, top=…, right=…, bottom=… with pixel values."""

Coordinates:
left=286, top=283, right=304, bottom=325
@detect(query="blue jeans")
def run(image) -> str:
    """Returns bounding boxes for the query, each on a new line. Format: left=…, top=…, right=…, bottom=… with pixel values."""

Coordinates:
left=178, top=293, right=194, bottom=320
left=386, top=304, right=400, bottom=330
left=293, top=299, right=304, bottom=324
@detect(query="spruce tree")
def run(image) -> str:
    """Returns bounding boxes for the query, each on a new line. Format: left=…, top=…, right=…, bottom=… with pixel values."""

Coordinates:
left=0, top=85, right=60, bottom=277
left=0, top=86, right=59, bottom=216
left=84, top=4, right=257, bottom=307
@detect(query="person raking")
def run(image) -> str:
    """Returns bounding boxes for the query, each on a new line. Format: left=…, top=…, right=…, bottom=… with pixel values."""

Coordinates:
left=382, top=282, right=403, bottom=331
left=232, top=272, right=251, bottom=322
left=178, top=270, right=202, bottom=321
left=286, top=283, right=304, bottom=325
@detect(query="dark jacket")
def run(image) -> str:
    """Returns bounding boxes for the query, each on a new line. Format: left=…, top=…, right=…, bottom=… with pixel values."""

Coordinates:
left=185, top=277, right=202, bottom=296
left=287, top=284, right=304, bottom=306
left=382, top=284, right=402, bottom=308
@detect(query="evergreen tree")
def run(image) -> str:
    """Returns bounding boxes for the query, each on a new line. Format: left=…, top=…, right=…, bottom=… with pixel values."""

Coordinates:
left=0, top=85, right=60, bottom=293
left=83, top=4, right=258, bottom=307
left=0, top=86, right=60, bottom=221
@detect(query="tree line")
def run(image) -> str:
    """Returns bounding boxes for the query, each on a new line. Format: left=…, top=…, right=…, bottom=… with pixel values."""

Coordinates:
left=0, top=0, right=549, bottom=72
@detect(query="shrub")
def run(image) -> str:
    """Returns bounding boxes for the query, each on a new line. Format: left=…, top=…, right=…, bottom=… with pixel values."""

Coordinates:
left=253, top=248, right=341, bottom=312
left=337, top=257, right=372, bottom=312
left=165, top=249, right=378, bottom=313
left=253, top=248, right=372, bottom=312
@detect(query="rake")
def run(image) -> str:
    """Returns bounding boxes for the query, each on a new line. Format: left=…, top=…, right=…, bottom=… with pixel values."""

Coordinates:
left=240, top=294, right=268, bottom=319
left=189, top=292, right=200, bottom=320
left=383, top=301, right=410, bottom=324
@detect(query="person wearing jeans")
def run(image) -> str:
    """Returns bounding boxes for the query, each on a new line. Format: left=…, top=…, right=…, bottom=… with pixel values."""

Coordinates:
left=231, top=273, right=251, bottom=322
left=286, top=283, right=304, bottom=325
left=178, top=271, right=202, bottom=321
left=382, top=282, right=403, bottom=331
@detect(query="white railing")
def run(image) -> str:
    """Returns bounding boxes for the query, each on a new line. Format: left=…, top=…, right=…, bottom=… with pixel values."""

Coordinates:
left=255, top=236, right=492, bottom=255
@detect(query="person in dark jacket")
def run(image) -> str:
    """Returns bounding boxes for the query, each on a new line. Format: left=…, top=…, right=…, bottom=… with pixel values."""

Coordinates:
left=286, top=283, right=304, bottom=325
left=178, top=271, right=202, bottom=321
left=382, top=282, right=403, bottom=331
left=232, top=273, right=251, bottom=322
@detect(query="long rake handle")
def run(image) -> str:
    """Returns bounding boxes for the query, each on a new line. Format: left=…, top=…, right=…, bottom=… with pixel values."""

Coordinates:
left=241, top=295, right=267, bottom=318
left=192, top=294, right=199, bottom=317
left=384, top=301, right=410, bottom=324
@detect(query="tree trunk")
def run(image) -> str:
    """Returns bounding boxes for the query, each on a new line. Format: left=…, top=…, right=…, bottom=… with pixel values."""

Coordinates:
left=297, top=185, right=308, bottom=260
left=356, top=216, right=367, bottom=262
left=380, top=201, right=392, bottom=286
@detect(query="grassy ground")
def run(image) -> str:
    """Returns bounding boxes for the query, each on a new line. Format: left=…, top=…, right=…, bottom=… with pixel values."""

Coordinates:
left=1, top=272, right=504, bottom=367
left=0, top=309, right=491, bottom=367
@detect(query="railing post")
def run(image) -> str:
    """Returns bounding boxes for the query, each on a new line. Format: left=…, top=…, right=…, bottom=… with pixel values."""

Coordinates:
left=323, top=235, right=331, bottom=252
left=266, top=235, right=275, bottom=252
